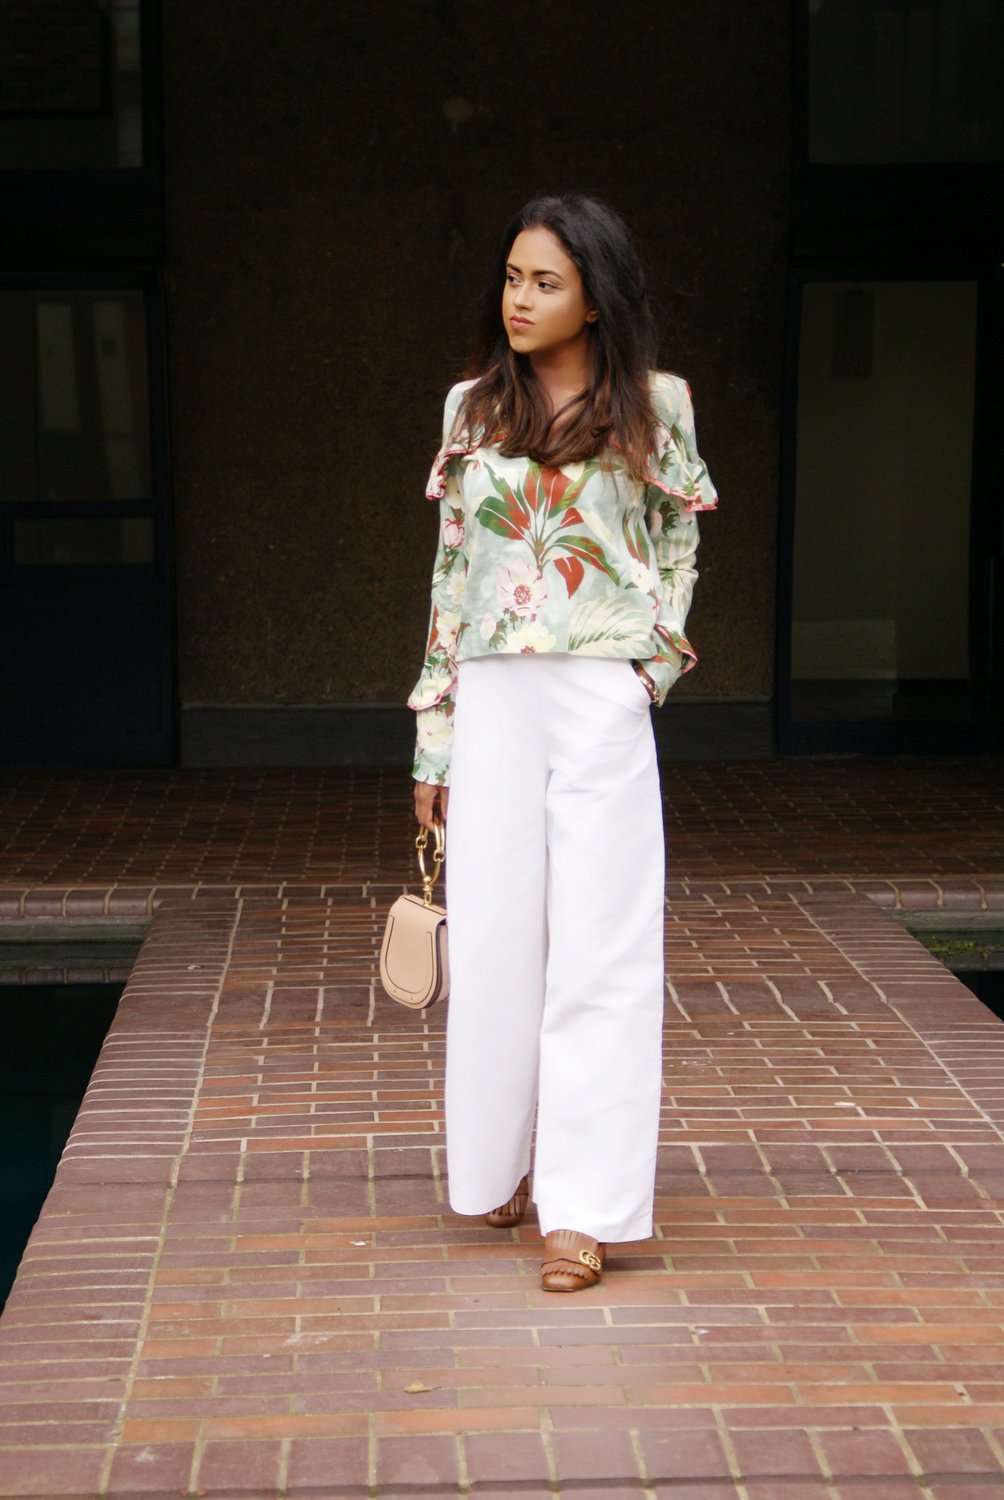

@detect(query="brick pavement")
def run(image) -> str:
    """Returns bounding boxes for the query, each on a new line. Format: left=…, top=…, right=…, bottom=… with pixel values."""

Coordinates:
left=0, top=758, right=1003, bottom=1498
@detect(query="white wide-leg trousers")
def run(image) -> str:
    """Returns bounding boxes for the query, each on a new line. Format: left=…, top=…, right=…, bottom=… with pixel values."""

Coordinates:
left=444, top=653, right=665, bottom=1243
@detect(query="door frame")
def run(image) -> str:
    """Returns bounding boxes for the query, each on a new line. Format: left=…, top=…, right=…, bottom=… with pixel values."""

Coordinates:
left=0, top=266, right=176, bottom=765
left=774, top=254, right=1002, bottom=754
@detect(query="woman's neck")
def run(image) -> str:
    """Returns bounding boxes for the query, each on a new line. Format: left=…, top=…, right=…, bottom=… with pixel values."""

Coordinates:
left=528, top=338, right=592, bottom=415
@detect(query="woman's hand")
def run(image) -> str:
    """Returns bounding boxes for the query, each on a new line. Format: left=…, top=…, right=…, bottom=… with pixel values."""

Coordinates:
left=414, top=780, right=449, bottom=830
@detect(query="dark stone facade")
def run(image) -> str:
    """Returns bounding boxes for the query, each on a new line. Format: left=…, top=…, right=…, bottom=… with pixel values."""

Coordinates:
left=163, top=2, right=789, bottom=712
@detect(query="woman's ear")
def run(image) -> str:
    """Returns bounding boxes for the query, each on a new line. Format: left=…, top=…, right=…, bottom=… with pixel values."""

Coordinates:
left=586, top=306, right=599, bottom=323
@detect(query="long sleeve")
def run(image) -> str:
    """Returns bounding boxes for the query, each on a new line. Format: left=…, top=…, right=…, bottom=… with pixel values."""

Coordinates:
left=641, top=505, right=701, bottom=704
left=407, top=386, right=472, bottom=784
left=637, top=375, right=718, bottom=705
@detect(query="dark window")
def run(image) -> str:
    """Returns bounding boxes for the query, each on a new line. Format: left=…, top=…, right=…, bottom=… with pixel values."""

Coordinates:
left=0, top=0, right=142, bottom=170
left=807, top=0, right=1004, bottom=164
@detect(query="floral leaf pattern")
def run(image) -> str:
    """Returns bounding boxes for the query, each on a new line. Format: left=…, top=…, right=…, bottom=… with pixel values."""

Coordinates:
left=474, top=459, right=604, bottom=573
left=554, top=556, right=585, bottom=597
left=409, top=372, right=716, bottom=783
left=476, top=473, right=533, bottom=541
left=567, top=597, right=657, bottom=656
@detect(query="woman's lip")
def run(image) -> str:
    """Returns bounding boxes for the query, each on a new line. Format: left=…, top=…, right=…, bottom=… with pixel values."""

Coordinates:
left=510, top=317, right=533, bottom=327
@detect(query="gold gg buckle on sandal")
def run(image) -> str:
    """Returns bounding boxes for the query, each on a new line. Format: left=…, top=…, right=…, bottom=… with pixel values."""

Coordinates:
left=578, top=1249, right=602, bottom=1273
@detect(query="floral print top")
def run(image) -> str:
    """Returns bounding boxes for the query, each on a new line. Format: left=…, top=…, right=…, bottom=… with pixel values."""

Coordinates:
left=409, top=370, right=718, bottom=784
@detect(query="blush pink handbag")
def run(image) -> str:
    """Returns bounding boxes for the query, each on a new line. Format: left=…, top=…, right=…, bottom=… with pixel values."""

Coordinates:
left=379, top=820, right=450, bottom=1010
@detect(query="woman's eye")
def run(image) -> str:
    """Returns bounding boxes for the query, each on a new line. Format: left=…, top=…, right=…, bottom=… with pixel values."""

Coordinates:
left=539, top=281, right=557, bottom=292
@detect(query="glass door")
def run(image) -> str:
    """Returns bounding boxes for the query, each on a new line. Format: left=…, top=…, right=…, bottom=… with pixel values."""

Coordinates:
left=0, top=275, right=174, bottom=765
left=778, top=271, right=997, bottom=752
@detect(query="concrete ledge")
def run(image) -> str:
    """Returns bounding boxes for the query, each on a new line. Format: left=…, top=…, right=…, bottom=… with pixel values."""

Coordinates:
left=180, top=699, right=775, bottom=767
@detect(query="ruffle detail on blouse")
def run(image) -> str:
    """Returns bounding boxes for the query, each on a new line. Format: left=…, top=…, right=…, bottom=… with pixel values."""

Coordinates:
left=645, top=426, right=719, bottom=513
left=406, top=665, right=457, bottom=712
left=425, top=431, right=477, bottom=501
left=654, top=624, right=699, bottom=673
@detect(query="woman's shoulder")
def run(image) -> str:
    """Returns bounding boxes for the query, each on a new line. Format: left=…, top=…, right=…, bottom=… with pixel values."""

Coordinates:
left=648, top=370, right=693, bottom=422
left=439, top=378, right=478, bottom=440
left=444, top=377, right=478, bottom=414
left=427, top=380, right=481, bottom=498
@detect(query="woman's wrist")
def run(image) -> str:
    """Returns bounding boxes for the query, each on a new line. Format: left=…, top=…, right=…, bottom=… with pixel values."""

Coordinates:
left=632, top=662, right=659, bottom=704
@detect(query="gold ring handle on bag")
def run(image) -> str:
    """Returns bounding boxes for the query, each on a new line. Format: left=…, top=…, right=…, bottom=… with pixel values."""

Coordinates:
left=415, top=819, right=445, bottom=907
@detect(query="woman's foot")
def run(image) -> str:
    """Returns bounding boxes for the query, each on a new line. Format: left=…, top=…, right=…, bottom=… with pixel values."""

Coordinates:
left=540, top=1229, right=605, bottom=1291
left=484, top=1174, right=530, bottom=1228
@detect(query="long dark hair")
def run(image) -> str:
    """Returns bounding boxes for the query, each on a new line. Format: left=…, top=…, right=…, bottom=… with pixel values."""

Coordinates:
left=458, top=194, right=660, bottom=480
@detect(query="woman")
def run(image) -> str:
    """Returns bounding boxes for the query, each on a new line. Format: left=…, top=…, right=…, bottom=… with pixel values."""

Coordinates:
left=409, top=194, right=717, bottom=1292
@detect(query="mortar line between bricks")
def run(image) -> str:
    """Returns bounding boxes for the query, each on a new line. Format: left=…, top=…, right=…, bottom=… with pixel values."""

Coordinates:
left=455, top=1430, right=469, bottom=1494
left=366, top=1131, right=378, bottom=1219
left=259, top=976, right=275, bottom=1030
left=96, top=898, right=242, bottom=1498
left=628, top=1428, right=651, bottom=1489
left=366, top=1411, right=378, bottom=1494
left=763, top=974, right=804, bottom=1022
left=430, top=1125, right=446, bottom=1210
left=298, top=1147, right=310, bottom=1211
left=714, top=1409, right=745, bottom=1488
left=883, top=1405, right=928, bottom=1481
left=540, top=1422, right=559, bottom=1490
left=983, top=1427, right=1004, bottom=1471
left=187, top=1428, right=211, bottom=1497
left=277, top=1432, right=292, bottom=1496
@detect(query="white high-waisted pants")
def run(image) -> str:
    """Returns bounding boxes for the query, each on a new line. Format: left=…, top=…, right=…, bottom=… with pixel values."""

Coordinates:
left=444, top=653, right=665, bottom=1243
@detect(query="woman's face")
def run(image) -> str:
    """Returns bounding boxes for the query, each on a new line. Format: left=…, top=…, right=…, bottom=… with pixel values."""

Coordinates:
left=502, top=225, right=597, bottom=358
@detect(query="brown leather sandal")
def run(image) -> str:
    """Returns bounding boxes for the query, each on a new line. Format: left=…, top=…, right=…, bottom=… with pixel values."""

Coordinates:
left=540, top=1229, right=605, bottom=1292
left=484, top=1174, right=530, bottom=1228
